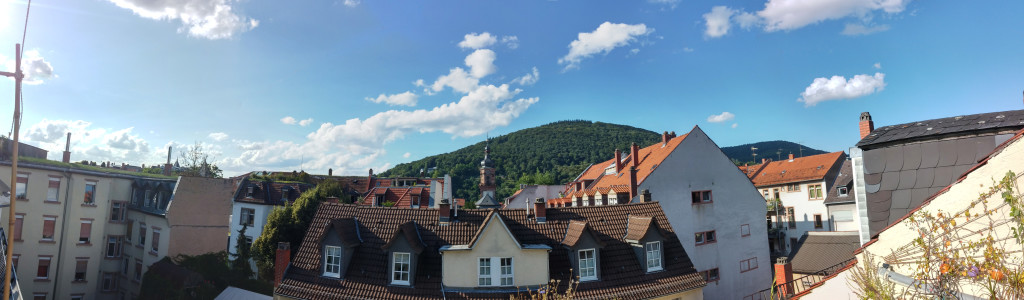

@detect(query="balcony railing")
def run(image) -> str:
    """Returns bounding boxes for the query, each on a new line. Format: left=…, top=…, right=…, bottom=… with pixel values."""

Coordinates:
left=752, top=258, right=856, bottom=300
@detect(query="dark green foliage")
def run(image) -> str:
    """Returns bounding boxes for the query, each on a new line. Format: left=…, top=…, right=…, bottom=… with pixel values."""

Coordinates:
left=139, top=253, right=273, bottom=299
left=250, top=171, right=312, bottom=184
left=251, top=180, right=346, bottom=280
left=720, top=140, right=827, bottom=165
left=381, top=120, right=661, bottom=202
left=230, top=225, right=254, bottom=278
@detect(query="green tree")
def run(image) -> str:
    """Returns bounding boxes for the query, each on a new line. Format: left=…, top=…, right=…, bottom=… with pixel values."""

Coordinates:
left=251, top=180, right=346, bottom=280
left=231, top=225, right=254, bottom=279
left=178, top=141, right=223, bottom=178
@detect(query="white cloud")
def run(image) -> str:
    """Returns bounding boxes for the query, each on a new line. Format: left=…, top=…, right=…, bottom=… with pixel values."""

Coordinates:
left=343, top=0, right=360, bottom=7
left=299, top=118, right=314, bottom=126
left=501, top=36, right=519, bottom=49
left=459, top=32, right=497, bottom=49
left=367, top=91, right=419, bottom=106
left=465, top=49, right=497, bottom=78
left=3, top=50, right=56, bottom=85
left=280, top=116, right=297, bottom=125
left=873, top=62, right=882, bottom=69
left=23, top=119, right=166, bottom=165
left=798, top=72, right=886, bottom=107
left=209, top=132, right=229, bottom=141
left=841, top=23, right=890, bottom=35
left=559, top=22, right=653, bottom=70
left=403, top=152, right=411, bottom=158
left=731, top=123, right=739, bottom=128
left=704, top=6, right=736, bottom=38
left=424, top=67, right=479, bottom=94
left=758, top=0, right=911, bottom=32
left=512, top=67, right=540, bottom=86
left=735, top=12, right=762, bottom=29
left=649, top=0, right=680, bottom=9
left=630, top=48, right=640, bottom=55
left=707, top=111, right=736, bottom=123
left=106, top=0, right=258, bottom=39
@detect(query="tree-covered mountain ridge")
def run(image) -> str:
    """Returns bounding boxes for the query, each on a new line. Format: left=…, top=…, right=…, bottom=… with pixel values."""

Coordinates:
left=381, top=120, right=826, bottom=203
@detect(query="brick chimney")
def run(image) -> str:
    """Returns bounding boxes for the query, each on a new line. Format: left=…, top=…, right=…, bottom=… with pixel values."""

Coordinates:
left=669, top=131, right=676, bottom=139
left=163, top=146, right=173, bottom=176
left=367, top=168, right=374, bottom=191
left=774, top=257, right=794, bottom=296
left=859, top=112, right=874, bottom=140
left=630, top=142, right=640, bottom=169
left=614, top=149, right=622, bottom=173
left=628, top=166, right=638, bottom=201
left=661, top=131, right=669, bottom=145
left=275, top=242, right=291, bottom=287
left=328, top=168, right=333, bottom=176
left=533, top=198, right=546, bottom=223
left=788, top=153, right=794, bottom=160
left=62, top=132, right=71, bottom=163
left=439, top=199, right=452, bottom=224
left=762, top=158, right=767, bottom=164
left=639, top=189, right=652, bottom=202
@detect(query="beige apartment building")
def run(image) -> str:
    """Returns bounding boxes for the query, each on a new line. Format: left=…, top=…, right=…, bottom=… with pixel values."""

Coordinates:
left=0, top=158, right=176, bottom=300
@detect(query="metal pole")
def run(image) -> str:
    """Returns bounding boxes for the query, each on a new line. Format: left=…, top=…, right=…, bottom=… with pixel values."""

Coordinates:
left=4, top=43, right=24, bottom=300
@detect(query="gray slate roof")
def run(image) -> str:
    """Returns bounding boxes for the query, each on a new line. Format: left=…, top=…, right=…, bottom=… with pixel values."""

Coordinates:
left=823, top=159, right=854, bottom=205
left=788, top=232, right=860, bottom=274
left=856, top=109, right=1024, bottom=148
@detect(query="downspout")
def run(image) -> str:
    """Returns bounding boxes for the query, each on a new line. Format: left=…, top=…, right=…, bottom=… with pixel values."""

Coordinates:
left=52, top=168, right=74, bottom=298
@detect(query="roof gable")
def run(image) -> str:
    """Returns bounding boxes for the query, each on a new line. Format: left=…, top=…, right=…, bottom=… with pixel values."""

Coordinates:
left=465, top=210, right=522, bottom=250
left=562, top=220, right=606, bottom=248
left=382, top=221, right=426, bottom=253
left=573, top=133, right=690, bottom=194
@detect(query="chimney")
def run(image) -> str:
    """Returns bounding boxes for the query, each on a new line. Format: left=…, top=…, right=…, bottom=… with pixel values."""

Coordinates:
left=275, top=242, right=291, bottom=288
left=628, top=166, right=638, bottom=201
left=661, top=131, right=669, bottom=145
left=774, top=257, right=794, bottom=296
left=639, top=189, right=652, bottom=202
left=439, top=199, right=452, bottom=224
left=163, top=146, right=172, bottom=176
left=859, top=112, right=874, bottom=140
left=62, top=132, right=72, bottom=163
left=762, top=158, right=767, bottom=164
left=533, top=198, right=546, bottom=223
left=788, top=153, right=794, bottom=160
left=630, top=142, right=640, bottom=169
left=614, top=149, right=622, bottom=173
left=669, top=131, right=676, bottom=139
left=328, top=168, right=333, bottom=176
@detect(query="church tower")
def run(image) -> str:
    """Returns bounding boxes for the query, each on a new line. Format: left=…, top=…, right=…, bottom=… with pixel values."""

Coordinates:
left=475, top=144, right=501, bottom=209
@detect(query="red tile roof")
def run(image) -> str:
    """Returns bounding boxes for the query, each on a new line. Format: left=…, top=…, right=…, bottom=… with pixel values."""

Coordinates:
left=276, top=202, right=705, bottom=300
left=748, top=151, right=847, bottom=187
left=569, top=134, right=689, bottom=195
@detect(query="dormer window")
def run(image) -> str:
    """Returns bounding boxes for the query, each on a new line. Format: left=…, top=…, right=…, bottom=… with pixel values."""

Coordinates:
left=323, top=245, right=342, bottom=277
left=563, top=220, right=606, bottom=281
left=391, top=253, right=411, bottom=285
left=578, top=249, right=597, bottom=281
left=645, top=241, right=662, bottom=272
left=375, top=195, right=385, bottom=206
left=246, top=185, right=254, bottom=198
left=838, top=186, right=848, bottom=196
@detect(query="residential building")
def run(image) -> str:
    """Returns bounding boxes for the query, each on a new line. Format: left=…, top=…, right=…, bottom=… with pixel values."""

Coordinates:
left=503, top=184, right=563, bottom=210
left=230, top=177, right=312, bottom=264
left=273, top=198, right=707, bottom=299
left=551, top=128, right=771, bottom=300
left=797, top=127, right=1024, bottom=299
left=850, top=110, right=1024, bottom=244
left=0, top=144, right=177, bottom=300
left=743, top=151, right=848, bottom=255
left=823, top=160, right=857, bottom=232
left=357, top=169, right=452, bottom=208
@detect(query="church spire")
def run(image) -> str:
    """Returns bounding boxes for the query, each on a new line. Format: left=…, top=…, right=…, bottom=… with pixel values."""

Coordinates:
left=476, top=141, right=500, bottom=209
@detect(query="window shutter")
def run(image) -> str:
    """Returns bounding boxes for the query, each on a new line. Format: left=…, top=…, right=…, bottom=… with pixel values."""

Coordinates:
left=13, top=216, right=22, bottom=240
left=48, top=178, right=61, bottom=188
left=43, top=219, right=56, bottom=238
left=76, top=260, right=87, bottom=273
left=80, top=221, right=92, bottom=241
left=16, top=174, right=27, bottom=183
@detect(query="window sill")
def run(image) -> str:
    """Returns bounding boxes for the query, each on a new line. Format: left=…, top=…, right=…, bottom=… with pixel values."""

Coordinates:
left=43, top=200, right=60, bottom=204
left=34, top=278, right=51, bottom=282
left=72, top=280, right=88, bottom=284
left=109, top=220, right=125, bottom=224
left=16, top=198, right=28, bottom=202
left=39, top=240, right=56, bottom=244
left=76, top=242, right=92, bottom=247
left=740, top=267, right=758, bottom=273
left=149, top=251, right=158, bottom=257
left=14, top=239, right=23, bottom=243
left=104, top=256, right=122, bottom=260
left=691, top=202, right=713, bottom=205
left=645, top=268, right=664, bottom=273
left=82, top=203, right=97, bottom=207
left=696, top=241, right=718, bottom=246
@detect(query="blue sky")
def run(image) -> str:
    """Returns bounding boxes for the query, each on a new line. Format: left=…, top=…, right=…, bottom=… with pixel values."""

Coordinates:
left=0, top=0, right=1022, bottom=176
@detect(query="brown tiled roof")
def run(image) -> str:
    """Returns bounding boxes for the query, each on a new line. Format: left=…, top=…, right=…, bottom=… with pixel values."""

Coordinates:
left=381, top=221, right=425, bottom=253
left=359, top=186, right=432, bottom=208
left=749, top=152, right=846, bottom=187
left=561, top=220, right=605, bottom=248
left=624, top=215, right=654, bottom=242
left=276, top=202, right=705, bottom=300
left=788, top=232, right=860, bottom=274
left=325, top=218, right=363, bottom=246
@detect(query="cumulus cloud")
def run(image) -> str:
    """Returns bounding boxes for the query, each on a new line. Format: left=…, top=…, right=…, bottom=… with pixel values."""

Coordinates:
left=106, top=0, right=259, bottom=39
left=343, top=0, right=360, bottom=7
left=841, top=23, right=890, bottom=35
left=281, top=116, right=296, bottom=125
left=735, top=12, right=762, bottom=29
left=758, top=0, right=911, bottom=32
left=209, top=132, right=229, bottom=141
left=2, top=50, right=56, bottom=85
left=423, top=67, right=479, bottom=94
left=403, top=152, right=411, bottom=158
left=23, top=119, right=165, bottom=165
left=465, top=49, right=497, bottom=78
left=299, top=118, right=314, bottom=126
left=559, top=22, right=653, bottom=70
left=649, top=0, right=680, bottom=9
left=798, top=73, right=886, bottom=107
left=459, top=32, right=497, bottom=49
left=732, top=123, right=739, bottom=128
left=873, top=62, right=882, bottom=69
left=707, top=112, right=736, bottom=123
left=501, top=36, right=519, bottom=49
left=704, top=6, right=736, bottom=38
left=512, top=67, right=540, bottom=86
left=367, top=91, right=419, bottom=106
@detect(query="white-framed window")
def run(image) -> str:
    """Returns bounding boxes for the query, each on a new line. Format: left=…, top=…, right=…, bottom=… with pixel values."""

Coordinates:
left=106, top=236, right=123, bottom=258
left=110, top=202, right=125, bottom=222
left=15, top=173, right=28, bottom=199
left=102, top=272, right=117, bottom=291
left=645, top=241, right=662, bottom=272
left=37, top=257, right=52, bottom=279
left=240, top=208, right=255, bottom=227
left=139, top=224, right=147, bottom=246
left=578, top=249, right=597, bottom=281
left=838, top=186, right=848, bottom=196
left=323, top=245, right=342, bottom=277
left=740, top=224, right=751, bottom=237
left=391, top=252, right=411, bottom=285
left=84, top=182, right=97, bottom=204
left=47, top=177, right=60, bottom=201
left=151, top=228, right=161, bottom=253
left=695, top=230, right=717, bottom=246
left=478, top=257, right=514, bottom=286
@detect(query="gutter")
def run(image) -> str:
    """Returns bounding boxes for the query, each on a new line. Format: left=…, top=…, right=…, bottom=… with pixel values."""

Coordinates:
left=51, top=167, right=73, bottom=298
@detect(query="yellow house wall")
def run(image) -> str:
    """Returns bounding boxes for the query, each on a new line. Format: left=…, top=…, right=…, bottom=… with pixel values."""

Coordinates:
left=856, top=136, right=1024, bottom=297
left=649, top=287, right=704, bottom=300
left=441, top=217, right=549, bottom=288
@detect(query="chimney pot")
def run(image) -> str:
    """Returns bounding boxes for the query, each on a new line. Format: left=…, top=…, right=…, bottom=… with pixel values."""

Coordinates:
left=630, top=143, right=640, bottom=168
left=774, top=257, right=794, bottom=295
left=789, top=153, right=794, bottom=160
left=859, top=112, right=874, bottom=140
left=762, top=158, right=766, bottom=164
left=641, top=189, right=652, bottom=202
left=614, top=149, right=623, bottom=173
left=533, top=198, right=547, bottom=223
left=661, top=131, right=669, bottom=145
left=439, top=199, right=452, bottom=224
left=275, top=242, right=292, bottom=288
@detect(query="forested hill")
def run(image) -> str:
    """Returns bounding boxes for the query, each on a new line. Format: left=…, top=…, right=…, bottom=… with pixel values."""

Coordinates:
left=380, top=120, right=661, bottom=204
left=720, top=141, right=828, bottom=165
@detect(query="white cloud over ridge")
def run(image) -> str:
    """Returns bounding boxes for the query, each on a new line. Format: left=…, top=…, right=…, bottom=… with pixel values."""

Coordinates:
left=367, top=91, right=419, bottom=106
left=209, top=132, right=229, bottom=141
left=559, top=22, right=653, bottom=70
left=707, top=112, right=736, bottom=123
left=459, top=32, right=497, bottom=49
left=106, top=0, right=258, bottom=39
left=799, top=73, right=886, bottom=106
left=702, top=0, right=911, bottom=37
